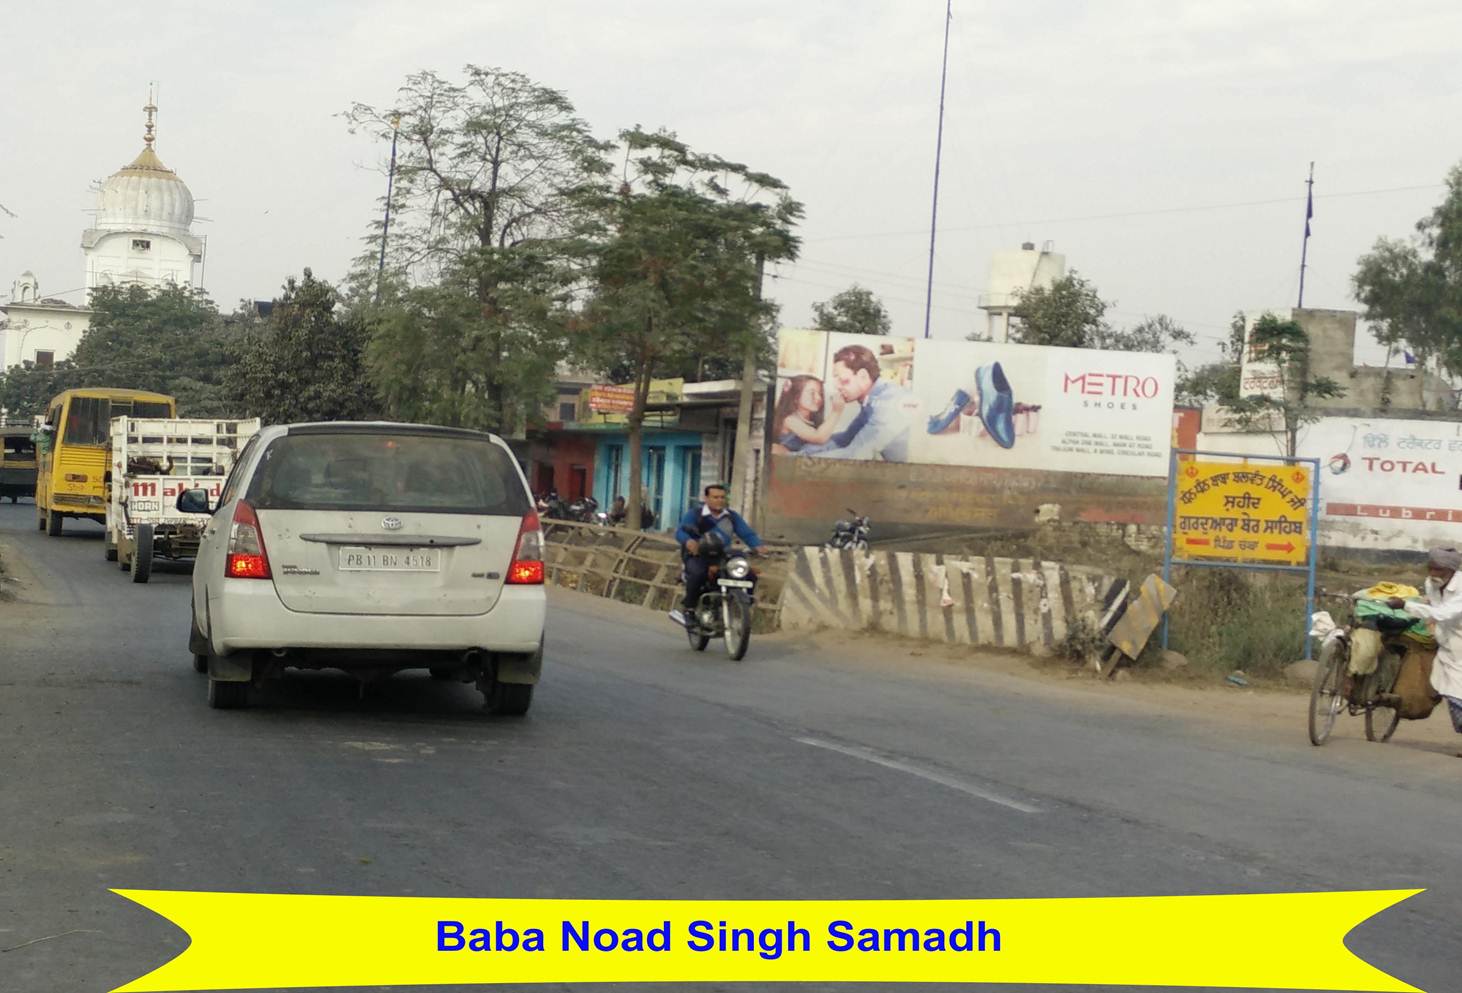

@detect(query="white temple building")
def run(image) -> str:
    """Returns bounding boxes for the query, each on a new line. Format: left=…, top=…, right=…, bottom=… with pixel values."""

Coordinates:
left=1, top=95, right=202, bottom=370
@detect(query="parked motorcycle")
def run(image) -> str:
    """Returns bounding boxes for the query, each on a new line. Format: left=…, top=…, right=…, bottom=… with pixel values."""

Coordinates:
left=683, top=527, right=758, bottom=661
left=825, top=509, right=871, bottom=552
left=567, top=495, right=600, bottom=523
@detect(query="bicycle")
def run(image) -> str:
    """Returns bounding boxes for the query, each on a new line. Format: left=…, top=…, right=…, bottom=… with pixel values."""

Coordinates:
left=1308, top=589, right=1416, bottom=746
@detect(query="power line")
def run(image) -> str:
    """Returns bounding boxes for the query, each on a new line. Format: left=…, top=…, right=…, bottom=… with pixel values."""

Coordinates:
left=806, top=182, right=1446, bottom=243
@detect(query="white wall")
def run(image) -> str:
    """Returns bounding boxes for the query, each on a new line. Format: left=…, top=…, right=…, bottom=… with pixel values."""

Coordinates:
left=0, top=304, right=90, bottom=369
left=84, top=231, right=197, bottom=290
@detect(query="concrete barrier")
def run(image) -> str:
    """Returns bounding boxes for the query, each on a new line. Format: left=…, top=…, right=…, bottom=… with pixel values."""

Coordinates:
left=779, top=546, right=1130, bottom=654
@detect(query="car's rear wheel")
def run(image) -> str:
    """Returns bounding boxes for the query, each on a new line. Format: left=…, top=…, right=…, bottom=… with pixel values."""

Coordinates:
left=485, top=680, right=533, bottom=716
left=188, top=601, right=209, bottom=674
left=46, top=510, right=62, bottom=536
left=207, top=678, right=249, bottom=709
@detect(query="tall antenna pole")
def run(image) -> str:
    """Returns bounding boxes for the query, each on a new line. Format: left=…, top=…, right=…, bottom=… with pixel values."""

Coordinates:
left=1297, top=161, right=1314, bottom=309
left=375, top=114, right=402, bottom=304
left=922, top=0, right=953, bottom=339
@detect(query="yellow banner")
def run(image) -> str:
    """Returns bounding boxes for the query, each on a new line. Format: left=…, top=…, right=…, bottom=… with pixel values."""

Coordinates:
left=111, top=889, right=1422, bottom=991
left=1174, top=460, right=1313, bottom=566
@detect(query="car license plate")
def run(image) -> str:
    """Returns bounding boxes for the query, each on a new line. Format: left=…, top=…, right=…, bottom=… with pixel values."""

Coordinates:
left=717, top=578, right=754, bottom=588
left=338, top=546, right=440, bottom=572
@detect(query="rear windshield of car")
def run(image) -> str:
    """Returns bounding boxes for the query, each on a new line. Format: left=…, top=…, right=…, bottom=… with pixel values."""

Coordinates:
left=247, top=432, right=530, bottom=516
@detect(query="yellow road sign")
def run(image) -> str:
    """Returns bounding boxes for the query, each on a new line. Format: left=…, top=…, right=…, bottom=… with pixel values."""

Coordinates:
left=1173, top=461, right=1312, bottom=567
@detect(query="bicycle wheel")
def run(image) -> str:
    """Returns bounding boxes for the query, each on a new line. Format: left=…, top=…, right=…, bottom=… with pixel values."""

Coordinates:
left=1308, top=657, right=1346, bottom=746
left=1365, top=704, right=1401, bottom=743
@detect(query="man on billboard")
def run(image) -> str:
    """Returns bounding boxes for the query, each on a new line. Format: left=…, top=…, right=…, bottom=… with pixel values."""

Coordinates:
left=799, top=344, right=912, bottom=461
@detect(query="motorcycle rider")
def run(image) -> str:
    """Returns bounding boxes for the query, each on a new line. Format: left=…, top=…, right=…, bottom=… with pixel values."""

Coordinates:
left=669, top=483, right=763, bottom=628
left=1393, top=546, right=1462, bottom=750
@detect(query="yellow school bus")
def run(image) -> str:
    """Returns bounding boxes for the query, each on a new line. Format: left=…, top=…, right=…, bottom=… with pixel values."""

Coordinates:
left=35, top=388, right=176, bottom=535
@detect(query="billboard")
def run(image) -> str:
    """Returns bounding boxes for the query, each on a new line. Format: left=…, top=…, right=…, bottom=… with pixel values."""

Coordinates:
left=576, top=378, right=684, bottom=429
left=772, top=329, right=1176, bottom=478
left=1306, top=417, right=1462, bottom=547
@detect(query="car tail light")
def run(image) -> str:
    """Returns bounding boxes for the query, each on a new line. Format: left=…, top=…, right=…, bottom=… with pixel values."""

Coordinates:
left=226, top=500, right=272, bottom=580
left=507, top=511, right=545, bottom=585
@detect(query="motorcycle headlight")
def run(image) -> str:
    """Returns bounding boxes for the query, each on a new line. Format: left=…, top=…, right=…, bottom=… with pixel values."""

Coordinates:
left=727, top=558, right=751, bottom=579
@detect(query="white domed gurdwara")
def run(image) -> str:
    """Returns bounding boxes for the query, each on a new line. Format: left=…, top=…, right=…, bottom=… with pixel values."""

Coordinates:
left=82, top=100, right=203, bottom=290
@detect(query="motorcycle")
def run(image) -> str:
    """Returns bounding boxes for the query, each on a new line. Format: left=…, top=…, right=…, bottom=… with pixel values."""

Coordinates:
left=682, top=527, right=758, bottom=661
left=825, top=509, right=871, bottom=552
left=567, top=495, right=600, bottom=523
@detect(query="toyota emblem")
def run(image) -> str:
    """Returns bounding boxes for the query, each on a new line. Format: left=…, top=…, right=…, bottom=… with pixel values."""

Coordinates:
left=381, top=516, right=403, bottom=531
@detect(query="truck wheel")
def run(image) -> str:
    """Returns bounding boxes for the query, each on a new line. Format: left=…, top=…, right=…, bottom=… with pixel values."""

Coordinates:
left=36, top=509, right=44, bottom=531
left=46, top=511, right=62, bottom=537
left=207, top=678, right=249, bottom=709
left=130, top=525, right=153, bottom=584
left=105, top=531, right=119, bottom=562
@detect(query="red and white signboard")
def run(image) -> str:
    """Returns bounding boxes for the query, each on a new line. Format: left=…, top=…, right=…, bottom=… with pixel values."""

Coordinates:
left=587, top=385, right=636, bottom=414
left=1303, top=416, right=1462, bottom=551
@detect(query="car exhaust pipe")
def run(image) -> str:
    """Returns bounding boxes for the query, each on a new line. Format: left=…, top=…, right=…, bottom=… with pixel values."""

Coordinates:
left=271, top=648, right=289, bottom=658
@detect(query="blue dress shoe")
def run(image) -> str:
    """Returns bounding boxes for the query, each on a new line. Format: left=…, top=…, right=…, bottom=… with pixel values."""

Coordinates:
left=926, top=388, right=971, bottom=434
left=976, top=362, right=1016, bottom=448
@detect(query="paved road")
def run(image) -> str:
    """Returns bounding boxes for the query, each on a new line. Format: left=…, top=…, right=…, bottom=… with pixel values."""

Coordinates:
left=1, top=499, right=1459, bottom=993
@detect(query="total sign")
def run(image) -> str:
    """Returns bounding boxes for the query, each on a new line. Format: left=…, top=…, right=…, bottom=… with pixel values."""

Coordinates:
left=1305, top=417, right=1462, bottom=549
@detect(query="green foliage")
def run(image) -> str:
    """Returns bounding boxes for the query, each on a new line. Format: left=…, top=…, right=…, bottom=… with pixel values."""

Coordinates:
left=345, top=65, right=611, bottom=429
left=571, top=127, right=802, bottom=521
left=1353, top=162, right=1462, bottom=377
left=1009, top=271, right=1109, bottom=348
left=1164, top=570, right=1307, bottom=678
left=364, top=251, right=570, bottom=432
left=230, top=270, right=379, bottom=424
left=0, top=359, right=84, bottom=420
left=67, top=284, right=236, bottom=416
left=811, top=284, right=891, bottom=336
left=1218, top=313, right=1344, bottom=455
left=1008, top=271, right=1194, bottom=357
left=1174, top=311, right=1248, bottom=406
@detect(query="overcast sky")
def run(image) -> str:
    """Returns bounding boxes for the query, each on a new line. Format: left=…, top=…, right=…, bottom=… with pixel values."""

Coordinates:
left=1, top=0, right=1457, bottom=367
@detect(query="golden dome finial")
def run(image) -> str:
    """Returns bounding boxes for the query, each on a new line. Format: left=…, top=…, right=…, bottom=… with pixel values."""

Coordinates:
left=143, top=83, right=158, bottom=148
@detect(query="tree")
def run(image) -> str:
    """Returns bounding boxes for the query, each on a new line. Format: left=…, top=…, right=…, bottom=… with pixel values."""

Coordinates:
left=68, top=284, right=236, bottom=416
left=1003, top=271, right=1196, bottom=389
left=1219, top=313, right=1344, bottom=456
left=1175, top=312, right=1247, bottom=406
left=230, top=270, right=379, bottom=424
left=0, top=359, right=83, bottom=420
left=345, top=66, right=611, bottom=431
left=1353, top=163, right=1462, bottom=379
left=573, top=128, right=802, bottom=528
left=1007, top=271, right=1109, bottom=348
left=811, top=284, right=890, bottom=336
left=365, top=251, right=569, bottom=431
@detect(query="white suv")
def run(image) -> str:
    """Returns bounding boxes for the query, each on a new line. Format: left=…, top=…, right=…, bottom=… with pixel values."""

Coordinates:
left=180, top=422, right=547, bottom=713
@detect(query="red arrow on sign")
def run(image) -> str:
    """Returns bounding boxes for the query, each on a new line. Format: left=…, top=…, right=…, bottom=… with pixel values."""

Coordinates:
left=1265, top=542, right=1296, bottom=553
left=1184, top=537, right=1211, bottom=546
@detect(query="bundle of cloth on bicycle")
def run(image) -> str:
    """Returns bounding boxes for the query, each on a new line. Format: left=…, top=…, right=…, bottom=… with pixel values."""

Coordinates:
left=1346, top=582, right=1440, bottom=720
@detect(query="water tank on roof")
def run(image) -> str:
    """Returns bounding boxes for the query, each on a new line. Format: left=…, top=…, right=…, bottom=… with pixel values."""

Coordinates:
left=976, top=242, right=1066, bottom=342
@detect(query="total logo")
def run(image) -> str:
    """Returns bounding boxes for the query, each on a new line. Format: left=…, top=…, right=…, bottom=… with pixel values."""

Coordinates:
left=1327, top=453, right=1350, bottom=476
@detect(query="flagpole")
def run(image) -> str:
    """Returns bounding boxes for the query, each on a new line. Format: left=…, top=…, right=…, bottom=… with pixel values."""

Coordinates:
left=1297, top=161, right=1314, bottom=309
left=922, top=0, right=953, bottom=340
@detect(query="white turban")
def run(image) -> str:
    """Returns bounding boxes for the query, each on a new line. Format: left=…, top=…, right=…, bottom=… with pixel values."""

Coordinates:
left=1428, top=547, right=1462, bottom=571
